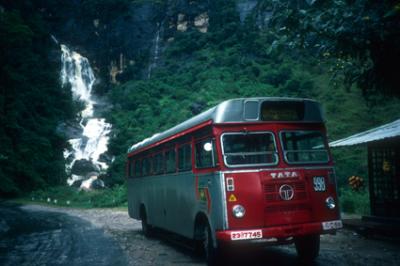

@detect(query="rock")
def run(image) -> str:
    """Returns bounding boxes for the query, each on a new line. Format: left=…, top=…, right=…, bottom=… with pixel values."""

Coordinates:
left=177, top=13, right=188, bottom=32
left=71, top=159, right=100, bottom=176
left=236, top=0, right=258, bottom=23
left=194, top=12, right=209, bottom=33
left=99, top=153, right=113, bottom=165
left=91, top=178, right=105, bottom=190
left=57, top=121, right=83, bottom=139
left=71, top=179, right=83, bottom=188
left=43, top=0, right=213, bottom=83
left=80, top=175, right=105, bottom=191
left=67, top=174, right=84, bottom=187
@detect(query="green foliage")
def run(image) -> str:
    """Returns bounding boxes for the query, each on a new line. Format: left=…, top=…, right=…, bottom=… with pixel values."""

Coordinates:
left=0, top=2, right=74, bottom=196
left=1, top=0, right=399, bottom=214
left=89, top=184, right=127, bottom=208
left=104, top=0, right=400, bottom=211
left=80, top=0, right=131, bottom=22
left=332, top=147, right=368, bottom=188
left=339, top=188, right=370, bottom=215
left=27, top=185, right=127, bottom=208
left=257, top=0, right=400, bottom=96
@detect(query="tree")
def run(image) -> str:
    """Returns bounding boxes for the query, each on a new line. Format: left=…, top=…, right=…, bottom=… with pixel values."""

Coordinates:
left=258, top=0, right=400, bottom=96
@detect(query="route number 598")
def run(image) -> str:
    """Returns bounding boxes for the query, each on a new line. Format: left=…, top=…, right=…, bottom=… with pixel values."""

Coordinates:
left=313, top=176, right=326, bottom=192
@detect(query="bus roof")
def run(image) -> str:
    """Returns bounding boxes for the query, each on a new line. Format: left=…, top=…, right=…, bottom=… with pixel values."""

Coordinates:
left=128, top=97, right=324, bottom=154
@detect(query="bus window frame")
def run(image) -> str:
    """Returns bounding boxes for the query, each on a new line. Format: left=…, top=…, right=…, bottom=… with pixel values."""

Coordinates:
left=141, top=156, right=152, bottom=176
left=279, top=130, right=330, bottom=165
left=195, top=137, right=218, bottom=169
left=128, top=158, right=135, bottom=178
left=177, top=142, right=192, bottom=172
left=220, top=131, right=279, bottom=168
left=244, top=100, right=260, bottom=121
left=152, top=151, right=165, bottom=175
left=134, top=158, right=142, bottom=177
left=165, top=147, right=177, bottom=174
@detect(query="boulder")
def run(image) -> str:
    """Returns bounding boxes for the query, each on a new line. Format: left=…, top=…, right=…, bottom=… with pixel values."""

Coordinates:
left=71, top=159, right=99, bottom=176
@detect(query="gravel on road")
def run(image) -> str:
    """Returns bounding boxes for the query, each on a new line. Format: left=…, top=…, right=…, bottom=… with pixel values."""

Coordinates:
left=2, top=203, right=400, bottom=266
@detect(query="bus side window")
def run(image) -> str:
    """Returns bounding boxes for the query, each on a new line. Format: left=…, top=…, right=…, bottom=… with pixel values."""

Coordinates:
left=135, top=159, right=141, bottom=177
left=165, top=149, right=176, bottom=173
left=129, top=159, right=135, bottom=178
left=154, top=152, right=164, bottom=175
left=178, top=144, right=192, bottom=172
left=195, top=139, right=218, bottom=168
left=142, top=157, right=151, bottom=176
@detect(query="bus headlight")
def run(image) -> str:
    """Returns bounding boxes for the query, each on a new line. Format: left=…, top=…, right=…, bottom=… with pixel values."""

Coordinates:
left=325, top=197, right=336, bottom=209
left=232, top=205, right=246, bottom=218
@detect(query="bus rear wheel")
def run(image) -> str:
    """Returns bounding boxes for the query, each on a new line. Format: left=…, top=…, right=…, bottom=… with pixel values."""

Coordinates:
left=140, top=208, right=153, bottom=237
left=294, top=234, right=320, bottom=261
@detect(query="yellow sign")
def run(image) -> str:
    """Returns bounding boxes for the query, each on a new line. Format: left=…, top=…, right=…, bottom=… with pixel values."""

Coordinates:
left=383, top=160, right=391, bottom=172
left=199, top=189, right=206, bottom=201
left=228, top=194, right=237, bottom=202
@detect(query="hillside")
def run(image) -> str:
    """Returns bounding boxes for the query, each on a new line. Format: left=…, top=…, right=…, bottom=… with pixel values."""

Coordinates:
left=1, top=0, right=399, bottom=207
left=105, top=1, right=400, bottom=190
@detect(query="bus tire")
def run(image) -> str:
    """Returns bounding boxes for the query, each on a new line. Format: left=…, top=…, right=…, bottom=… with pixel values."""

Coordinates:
left=203, top=223, right=220, bottom=266
left=140, top=207, right=153, bottom=237
left=294, top=234, right=320, bottom=261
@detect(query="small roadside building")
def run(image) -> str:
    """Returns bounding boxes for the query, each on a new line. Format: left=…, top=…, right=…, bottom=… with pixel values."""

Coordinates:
left=330, top=119, right=400, bottom=220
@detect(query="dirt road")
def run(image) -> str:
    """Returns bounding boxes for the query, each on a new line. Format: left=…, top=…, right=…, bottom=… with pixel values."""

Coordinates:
left=1, top=203, right=399, bottom=266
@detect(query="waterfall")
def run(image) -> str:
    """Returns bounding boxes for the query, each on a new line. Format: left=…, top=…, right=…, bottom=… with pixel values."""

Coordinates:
left=60, top=45, right=111, bottom=187
left=51, top=35, right=59, bottom=45
left=147, top=25, right=162, bottom=79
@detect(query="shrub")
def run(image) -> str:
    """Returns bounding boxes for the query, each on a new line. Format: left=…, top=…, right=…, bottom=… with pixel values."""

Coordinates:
left=28, top=185, right=127, bottom=208
left=339, top=188, right=370, bottom=215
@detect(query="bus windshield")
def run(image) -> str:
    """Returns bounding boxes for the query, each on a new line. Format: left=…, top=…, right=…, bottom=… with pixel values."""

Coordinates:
left=280, top=130, right=329, bottom=164
left=222, top=132, right=278, bottom=167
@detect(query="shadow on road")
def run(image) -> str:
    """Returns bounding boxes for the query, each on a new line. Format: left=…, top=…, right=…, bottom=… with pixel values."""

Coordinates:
left=144, top=227, right=313, bottom=266
left=0, top=202, right=127, bottom=266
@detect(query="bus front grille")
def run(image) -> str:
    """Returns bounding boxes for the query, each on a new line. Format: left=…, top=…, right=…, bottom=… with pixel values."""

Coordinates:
left=265, top=203, right=310, bottom=212
left=264, top=181, right=308, bottom=202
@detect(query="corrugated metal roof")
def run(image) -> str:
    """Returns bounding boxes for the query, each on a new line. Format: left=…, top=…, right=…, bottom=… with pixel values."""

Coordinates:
left=329, top=119, right=400, bottom=147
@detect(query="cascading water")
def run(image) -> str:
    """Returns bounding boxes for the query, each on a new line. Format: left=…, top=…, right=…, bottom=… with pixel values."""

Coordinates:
left=147, top=23, right=163, bottom=79
left=60, top=44, right=111, bottom=189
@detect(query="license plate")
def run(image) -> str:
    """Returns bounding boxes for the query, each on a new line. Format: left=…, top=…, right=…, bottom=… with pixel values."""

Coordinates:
left=322, top=220, right=343, bottom=230
left=230, top=230, right=262, bottom=241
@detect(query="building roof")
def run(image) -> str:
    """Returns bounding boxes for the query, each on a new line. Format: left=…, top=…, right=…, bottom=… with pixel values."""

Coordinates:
left=128, top=97, right=323, bottom=154
left=329, top=119, right=400, bottom=147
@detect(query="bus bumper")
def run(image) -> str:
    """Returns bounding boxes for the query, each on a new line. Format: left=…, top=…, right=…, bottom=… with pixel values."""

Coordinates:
left=215, top=220, right=342, bottom=243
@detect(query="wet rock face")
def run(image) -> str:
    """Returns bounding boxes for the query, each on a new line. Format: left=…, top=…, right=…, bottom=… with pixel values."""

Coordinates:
left=70, top=159, right=99, bottom=176
left=165, top=0, right=209, bottom=36
left=57, top=122, right=82, bottom=140
left=236, top=0, right=258, bottom=23
left=39, top=0, right=212, bottom=84
left=41, top=1, right=161, bottom=82
left=81, top=176, right=105, bottom=191
left=36, top=1, right=276, bottom=86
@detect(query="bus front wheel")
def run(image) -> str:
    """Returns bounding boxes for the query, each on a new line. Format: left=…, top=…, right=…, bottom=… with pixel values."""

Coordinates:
left=294, top=234, right=320, bottom=261
left=202, top=224, right=220, bottom=266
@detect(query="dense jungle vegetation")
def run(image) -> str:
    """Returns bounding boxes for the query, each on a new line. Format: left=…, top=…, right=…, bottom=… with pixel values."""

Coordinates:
left=0, top=2, right=75, bottom=196
left=1, top=0, right=400, bottom=213
left=106, top=0, right=400, bottom=212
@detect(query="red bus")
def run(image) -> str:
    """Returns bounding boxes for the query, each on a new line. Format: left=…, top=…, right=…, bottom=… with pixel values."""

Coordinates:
left=126, top=97, right=342, bottom=264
